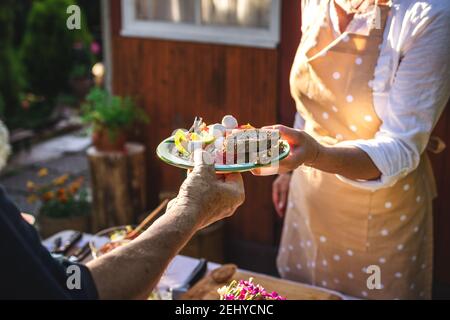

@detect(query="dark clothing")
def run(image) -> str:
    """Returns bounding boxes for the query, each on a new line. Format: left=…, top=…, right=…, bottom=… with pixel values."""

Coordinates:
left=0, top=186, right=98, bottom=299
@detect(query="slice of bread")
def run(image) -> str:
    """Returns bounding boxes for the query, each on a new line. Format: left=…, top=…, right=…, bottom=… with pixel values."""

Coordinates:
left=222, top=129, right=281, bottom=164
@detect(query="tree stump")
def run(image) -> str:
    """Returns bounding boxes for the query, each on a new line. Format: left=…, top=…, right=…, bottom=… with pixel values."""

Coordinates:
left=87, top=143, right=147, bottom=232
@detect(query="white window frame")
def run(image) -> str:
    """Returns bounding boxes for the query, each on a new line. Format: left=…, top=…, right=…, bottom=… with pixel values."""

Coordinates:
left=121, top=0, right=281, bottom=48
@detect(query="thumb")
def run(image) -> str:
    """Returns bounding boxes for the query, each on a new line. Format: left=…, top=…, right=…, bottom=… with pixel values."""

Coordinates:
left=262, top=125, right=299, bottom=146
left=251, top=166, right=280, bottom=176
left=193, top=148, right=215, bottom=177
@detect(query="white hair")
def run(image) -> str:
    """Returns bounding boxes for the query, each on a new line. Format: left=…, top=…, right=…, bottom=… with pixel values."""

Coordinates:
left=0, top=120, right=11, bottom=171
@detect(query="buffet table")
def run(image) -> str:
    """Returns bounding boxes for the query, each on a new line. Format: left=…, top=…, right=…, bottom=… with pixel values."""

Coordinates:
left=157, top=255, right=349, bottom=300
left=43, top=230, right=353, bottom=300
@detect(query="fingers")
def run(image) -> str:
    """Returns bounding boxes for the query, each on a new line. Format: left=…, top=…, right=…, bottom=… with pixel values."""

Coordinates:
left=272, top=174, right=292, bottom=218
left=223, top=173, right=245, bottom=204
left=261, top=125, right=275, bottom=130
left=251, top=166, right=292, bottom=176
left=192, top=149, right=215, bottom=177
left=272, top=179, right=288, bottom=218
left=251, top=166, right=278, bottom=176
left=250, top=149, right=299, bottom=176
left=262, top=124, right=285, bottom=132
left=216, top=173, right=245, bottom=209
left=261, top=125, right=301, bottom=146
left=223, top=172, right=243, bottom=185
left=276, top=126, right=301, bottom=145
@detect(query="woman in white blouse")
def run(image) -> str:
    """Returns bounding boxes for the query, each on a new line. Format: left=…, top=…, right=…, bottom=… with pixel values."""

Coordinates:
left=254, top=0, right=450, bottom=299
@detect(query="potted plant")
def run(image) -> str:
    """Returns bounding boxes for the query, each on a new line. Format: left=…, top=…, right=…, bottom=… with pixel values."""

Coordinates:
left=27, top=168, right=91, bottom=238
left=81, top=87, right=149, bottom=152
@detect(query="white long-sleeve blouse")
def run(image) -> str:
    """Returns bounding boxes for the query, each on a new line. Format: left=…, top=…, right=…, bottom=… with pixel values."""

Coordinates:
left=295, top=0, right=450, bottom=190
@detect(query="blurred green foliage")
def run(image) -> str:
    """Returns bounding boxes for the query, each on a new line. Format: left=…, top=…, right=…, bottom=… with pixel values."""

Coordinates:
left=40, top=188, right=91, bottom=218
left=0, top=0, right=24, bottom=121
left=11, top=0, right=33, bottom=48
left=1, top=0, right=96, bottom=130
left=21, top=0, right=92, bottom=100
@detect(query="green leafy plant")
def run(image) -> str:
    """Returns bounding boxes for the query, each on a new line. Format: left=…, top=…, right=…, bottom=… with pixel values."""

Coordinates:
left=81, top=88, right=149, bottom=142
left=40, top=189, right=91, bottom=219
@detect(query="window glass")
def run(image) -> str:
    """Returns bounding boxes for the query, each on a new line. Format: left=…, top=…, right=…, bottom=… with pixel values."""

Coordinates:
left=124, top=0, right=280, bottom=48
left=135, top=0, right=197, bottom=23
left=135, top=0, right=272, bottom=29
left=201, top=0, right=271, bottom=29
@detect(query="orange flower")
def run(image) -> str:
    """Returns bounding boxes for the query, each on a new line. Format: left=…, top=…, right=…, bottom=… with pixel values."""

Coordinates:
left=57, top=188, right=68, bottom=203
left=68, top=177, right=84, bottom=194
left=38, top=168, right=49, bottom=177
left=68, top=184, right=79, bottom=194
left=53, top=174, right=69, bottom=186
left=42, top=191, right=55, bottom=202
left=26, top=181, right=35, bottom=191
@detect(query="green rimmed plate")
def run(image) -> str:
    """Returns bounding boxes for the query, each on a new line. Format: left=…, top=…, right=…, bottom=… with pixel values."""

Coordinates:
left=156, top=136, right=290, bottom=173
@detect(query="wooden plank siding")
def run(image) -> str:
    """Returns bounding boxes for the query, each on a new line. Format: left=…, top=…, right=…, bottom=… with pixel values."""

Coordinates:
left=430, top=110, right=450, bottom=286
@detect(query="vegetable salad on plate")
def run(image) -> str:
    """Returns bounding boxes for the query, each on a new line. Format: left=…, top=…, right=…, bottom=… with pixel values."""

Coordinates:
left=173, top=115, right=285, bottom=166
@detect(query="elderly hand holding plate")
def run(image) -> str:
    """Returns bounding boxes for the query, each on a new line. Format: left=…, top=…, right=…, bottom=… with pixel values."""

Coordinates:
left=169, top=149, right=245, bottom=229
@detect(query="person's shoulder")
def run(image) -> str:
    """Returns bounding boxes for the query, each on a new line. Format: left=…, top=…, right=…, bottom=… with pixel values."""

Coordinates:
left=397, top=0, right=450, bottom=17
left=394, top=0, right=450, bottom=36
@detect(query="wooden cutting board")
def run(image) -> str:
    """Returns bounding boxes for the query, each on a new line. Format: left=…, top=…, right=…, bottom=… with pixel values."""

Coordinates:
left=182, top=264, right=342, bottom=300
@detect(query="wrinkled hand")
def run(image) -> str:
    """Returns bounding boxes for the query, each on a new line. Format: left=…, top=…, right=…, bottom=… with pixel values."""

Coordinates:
left=171, top=150, right=245, bottom=229
left=272, top=173, right=292, bottom=218
left=252, top=125, right=320, bottom=176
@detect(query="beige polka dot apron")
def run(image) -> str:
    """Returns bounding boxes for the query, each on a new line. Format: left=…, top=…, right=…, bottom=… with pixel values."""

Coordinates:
left=278, top=0, right=436, bottom=300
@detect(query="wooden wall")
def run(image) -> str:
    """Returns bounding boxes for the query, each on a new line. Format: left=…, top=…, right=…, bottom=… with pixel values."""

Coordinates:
left=430, top=112, right=450, bottom=286
left=108, top=0, right=450, bottom=284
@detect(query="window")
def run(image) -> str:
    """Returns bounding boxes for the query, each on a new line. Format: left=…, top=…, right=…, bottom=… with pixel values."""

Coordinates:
left=121, top=0, right=281, bottom=48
